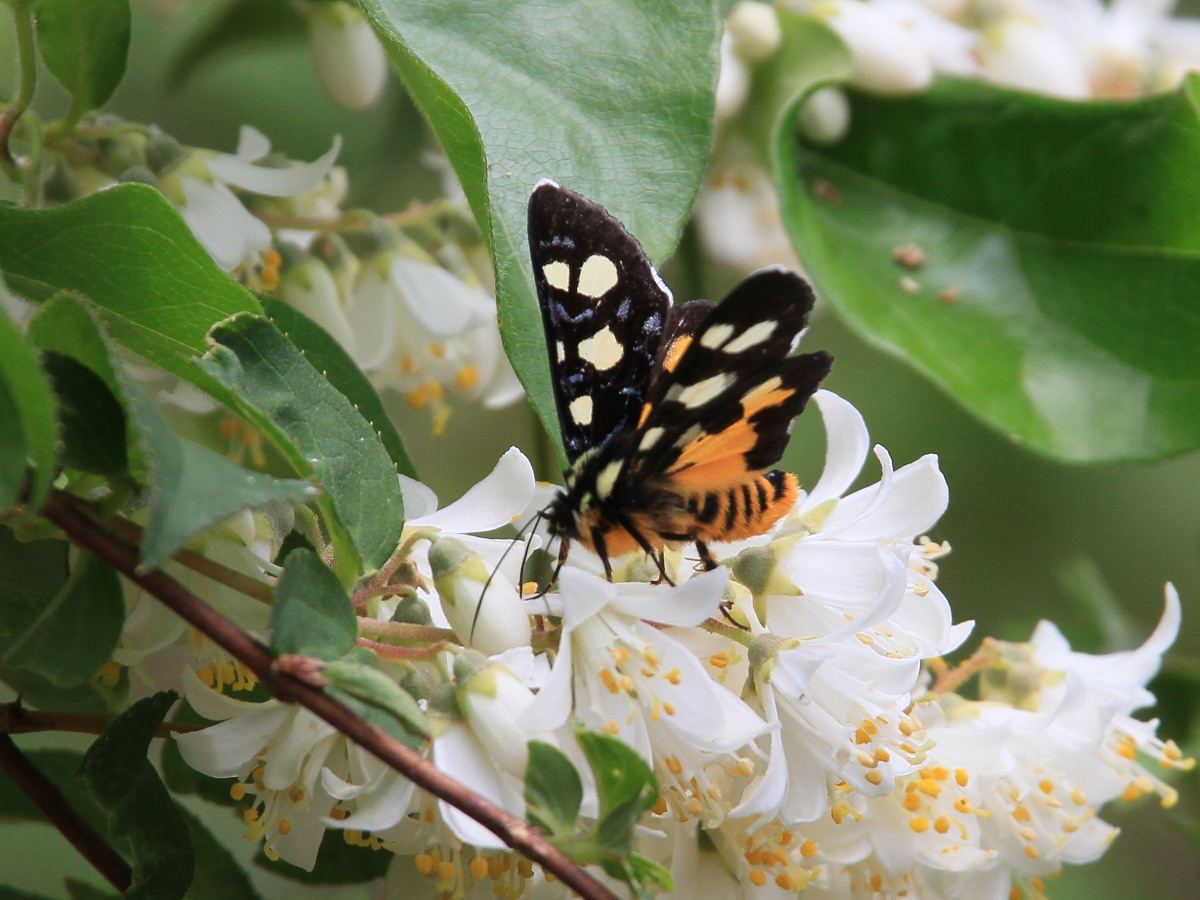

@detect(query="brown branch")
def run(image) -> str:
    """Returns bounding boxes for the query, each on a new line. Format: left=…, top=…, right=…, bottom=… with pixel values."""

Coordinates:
left=1, top=700, right=203, bottom=738
left=40, top=491, right=618, bottom=900
left=0, top=733, right=133, bottom=893
left=53, top=495, right=274, bottom=605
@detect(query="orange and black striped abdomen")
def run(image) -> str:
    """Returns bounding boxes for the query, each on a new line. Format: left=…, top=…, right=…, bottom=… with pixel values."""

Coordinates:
left=684, top=470, right=798, bottom=544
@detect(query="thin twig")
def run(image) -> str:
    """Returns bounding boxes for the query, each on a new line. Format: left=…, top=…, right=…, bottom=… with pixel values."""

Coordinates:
left=0, top=734, right=133, bottom=893
left=1, top=700, right=203, bottom=738
left=40, top=490, right=618, bottom=900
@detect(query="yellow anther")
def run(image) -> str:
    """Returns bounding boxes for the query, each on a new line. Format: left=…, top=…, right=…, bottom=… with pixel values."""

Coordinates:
left=709, top=651, right=729, bottom=669
left=455, top=364, right=478, bottom=390
left=429, top=342, right=445, bottom=358
left=955, top=768, right=969, bottom=787
left=665, top=756, right=684, bottom=775
left=230, top=783, right=246, bottom=800
left=1024, top=844, right=1039, bottom=859
left=611, top=647, right=630, bottom=664
left=1039, top=779, right=1054, bottom=794
left=665, top=668, right=682, bottom=685
left=406, top=386, right=429, bottom=409
left=603, top=720, right=620, bottom=735
left=662, top=701, right=676, bottom=716
left=470, top=856, right=489, bottom=880
left=934, top=816, right=950, bottom=834
left=748, top=870, right=767, bottom=887
left=909, top=817, right=930, bottom=833
left=864, top=770, right=884, bottom=786
left=598, top=669, right=620, bottom=693
left=438, top=861, right=455, bottom=882
left=800, top=839, right=818, bottom=858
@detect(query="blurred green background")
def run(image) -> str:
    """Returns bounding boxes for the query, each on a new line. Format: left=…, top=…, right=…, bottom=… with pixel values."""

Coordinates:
left=2, top=4, right=1197, bottom=898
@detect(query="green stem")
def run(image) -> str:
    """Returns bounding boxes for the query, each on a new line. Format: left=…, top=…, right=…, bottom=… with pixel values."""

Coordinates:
left=0, top=0, right=39, bottom=184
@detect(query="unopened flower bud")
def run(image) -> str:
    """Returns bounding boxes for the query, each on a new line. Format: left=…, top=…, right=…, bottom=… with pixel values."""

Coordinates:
left=304, top=1, right=389, bottom=110
left=429, top=537, right=531, bottom=655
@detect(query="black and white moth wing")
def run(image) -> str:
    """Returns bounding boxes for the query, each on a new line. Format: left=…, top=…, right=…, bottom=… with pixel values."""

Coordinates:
left=528, top=181, right=672, bottom=462
left=627, top=267, right=833, bottom=478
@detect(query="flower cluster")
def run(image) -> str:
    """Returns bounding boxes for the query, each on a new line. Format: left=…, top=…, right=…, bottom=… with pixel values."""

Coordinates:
left=35, top=116, right=520, bottom=432
left=146, top=389, right=1189, bottom=898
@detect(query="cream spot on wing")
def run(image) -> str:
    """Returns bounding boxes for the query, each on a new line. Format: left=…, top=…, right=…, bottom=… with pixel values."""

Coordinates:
left=638, top=426, right=665, bottom=450
left=569, top=395, right=593, bottom=426
left=724, top=320, right=778, bottom=353
left=595, top=460, right=622, bottom=499
left=672, top=372, right=736, bottom=408
left=699, top=323, right=735, bottom=349
left=556, top=341, right=566, bottom=362
left=577, top=254, right=619, bottom=298
left=543, top=260, right=571, bottom=291
left=673, top=423, right=702, bottom=448
left=577, top=325, right=623, bottom=371
left=741, top=376, right=783, bottom=404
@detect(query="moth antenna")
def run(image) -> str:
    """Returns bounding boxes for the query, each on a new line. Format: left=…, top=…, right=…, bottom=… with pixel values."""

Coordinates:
left=470, top=508, right=546, bottom=643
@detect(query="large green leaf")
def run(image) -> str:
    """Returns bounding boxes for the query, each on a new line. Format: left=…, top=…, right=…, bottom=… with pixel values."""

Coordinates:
left=119, top=377, right=316, bottom=570
left=764, top=21, right=1200, bottom=462
left=78, top=692, right=193, bottom=900
left=199, top=314, right=405, bottom=576
left=261, top=296, right=416, bottom=477
left=0, top=184, right=260, bottom=409
left=1, top=553, right=123, bottom=687
left=363, top=0, right=722, bottom=460
left=35, top=0, right=131, bottom=121
left=0, top=289, right=59, bottom=511
left=270, top=548, right=358, bottom=661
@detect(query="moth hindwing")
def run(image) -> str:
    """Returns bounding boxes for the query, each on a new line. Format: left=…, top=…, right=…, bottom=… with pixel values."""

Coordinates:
left=528, top=181, right=833, bottom=578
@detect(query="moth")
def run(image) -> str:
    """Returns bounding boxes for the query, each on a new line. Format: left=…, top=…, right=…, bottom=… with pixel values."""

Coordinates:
left=529, top=180, right=833, bottom=581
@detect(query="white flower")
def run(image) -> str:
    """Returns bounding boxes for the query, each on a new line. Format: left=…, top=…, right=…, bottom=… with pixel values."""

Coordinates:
left=807, top=0, right=935, bottom=93
left=523, top=567, right=770, bottom=823
left=731, top=391, right=971, bottom=825
left=694, top=142, right=800, bottom=272
left=162, top=125, right=341, bottom=272
left=348, top=249, right=522, bottom=433
left=174, top=669, right=351, bottom=869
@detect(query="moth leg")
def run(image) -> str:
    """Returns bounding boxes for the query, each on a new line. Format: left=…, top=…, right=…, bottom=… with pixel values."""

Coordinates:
left=614, top=515, right=674, bottom=586
left=694, top=539, right=718, bottom=571
left=590, top=527, right=614, bottom=581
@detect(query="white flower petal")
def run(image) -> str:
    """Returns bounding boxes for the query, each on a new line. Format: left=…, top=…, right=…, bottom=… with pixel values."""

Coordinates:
left=389, top=256, right=491, bottom=338
left=608, top=568, right=730, bottom=626
left=207, top=135, right=343, bottom=197
left=174, top=706, right=290, bottom=778
left=235, top=125, right=272, bottom=160
left=179, top=177, right=271, bottom=271
left=411, top=447, right=535, bottom=533
left=806, top=390, right=871, bottom=507
left=398, top=474, right=439, bottom=521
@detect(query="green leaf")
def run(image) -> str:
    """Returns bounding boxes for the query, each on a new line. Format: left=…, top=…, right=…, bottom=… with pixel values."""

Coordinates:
left=523, top=740, right=583, bottom=839
left=322, top=659, right=430, bottom=740
left=577, top=730, right=658, bottom=857
left=119, top=377, right=316, bottom=570
left=64, top=882, right=121, bottom=900
left=177, top=806, right=262, bottom=900
left=0, top=289, right=59, bottom=511
left=199, top=313, right=404, bottom=576
left=40, top=352, right=128, bottom=476
left=79, top=691, right=193, bottom=900
left=0, top=527, right=118, bottom=712
left=166, top=0, right=304, bottom=88
left=364, top=0, right=722, bottom=460
left=770, top=47, right=1200, bottom=461
left=2, top=553, right=123, bottom=687
left=0, top=886, right=59, bottom=900
left=271, top=548, right=357, bottom=660
left=0, top=184, right=260, bottom=407
left=35, top=0, right=131, bottom=120
left=261, top=296, right=415, bottom=477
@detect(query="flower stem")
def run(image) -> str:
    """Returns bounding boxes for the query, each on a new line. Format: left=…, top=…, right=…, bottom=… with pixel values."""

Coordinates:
left=41, top=489, right=620, bottom=900
left=0, top=0, right=39, bottom=185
